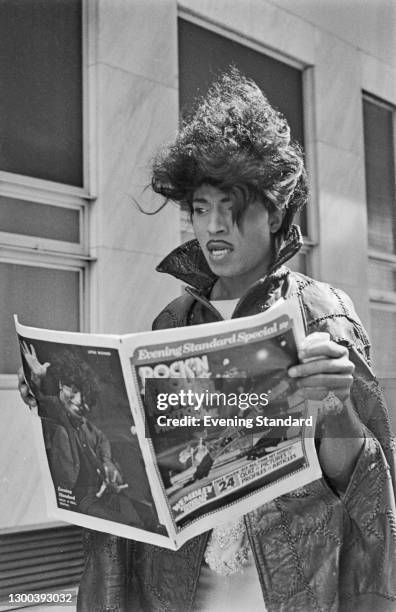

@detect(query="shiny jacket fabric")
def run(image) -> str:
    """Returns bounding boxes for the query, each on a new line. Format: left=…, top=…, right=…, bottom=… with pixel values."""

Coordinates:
left=78, top=230, right=396, bottom=612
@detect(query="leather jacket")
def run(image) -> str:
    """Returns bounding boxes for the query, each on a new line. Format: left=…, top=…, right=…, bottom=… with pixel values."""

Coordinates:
left=78, top=229, right=396, bottom=612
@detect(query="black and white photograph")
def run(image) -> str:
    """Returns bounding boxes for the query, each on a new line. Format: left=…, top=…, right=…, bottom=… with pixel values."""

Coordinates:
left=16, top=298, right=321, bottom=548
left=1, top=1, right=396, bottom=611
left=18, top=336, right=161, bottom=533
left=134, top=311, right=315, bottom=529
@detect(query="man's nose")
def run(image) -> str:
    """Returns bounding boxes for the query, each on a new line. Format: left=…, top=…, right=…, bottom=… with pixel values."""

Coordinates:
left=72, top=391, right=82, bottom=405
left=207, top=209, right=227, bottom=234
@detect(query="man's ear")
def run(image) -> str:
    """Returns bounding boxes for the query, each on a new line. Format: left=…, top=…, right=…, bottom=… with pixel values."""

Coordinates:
left=268, top=208, right=283, bottom=234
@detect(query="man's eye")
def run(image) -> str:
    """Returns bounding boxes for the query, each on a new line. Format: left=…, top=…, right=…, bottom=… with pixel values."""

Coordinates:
left=193, top=206, right=207, bottom=215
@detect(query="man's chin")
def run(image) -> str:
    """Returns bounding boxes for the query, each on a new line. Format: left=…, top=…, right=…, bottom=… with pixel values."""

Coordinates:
left=205, top=259, right=237, bottom=277
left=68, top=404, right=83, bottom=416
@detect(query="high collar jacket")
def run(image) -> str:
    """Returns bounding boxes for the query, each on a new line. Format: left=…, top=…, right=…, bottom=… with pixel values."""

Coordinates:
left=78, top=229, right=396, bottom=612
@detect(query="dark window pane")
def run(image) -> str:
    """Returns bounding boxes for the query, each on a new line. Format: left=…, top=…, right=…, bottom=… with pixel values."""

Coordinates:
left=0, top=0, right=83, bottom=186
left=287, top=251, right=307, bottom=275
left=0, top=196, right=80, bottom=243
left=370, top=307, right=396, bottom=432
left=379, top=377, right=396, bottom=433
left=368, top=260, right=396, bottom=292
left=370, top=308, right=396, bottom=379
left=0, top=263, right=80, bottom=374
left=178, top=18, right=307, bottom=234
left=363, top=98, right=396, bottom=253
left=293, top=209, right=307, bottom=237
left=178, top=18, right=304, bottom=145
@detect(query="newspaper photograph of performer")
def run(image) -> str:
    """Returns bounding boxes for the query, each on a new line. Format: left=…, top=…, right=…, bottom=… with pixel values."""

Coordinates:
left=20, top=340, right=157, bottom=530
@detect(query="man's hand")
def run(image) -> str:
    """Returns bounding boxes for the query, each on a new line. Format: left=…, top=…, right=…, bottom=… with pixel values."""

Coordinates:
left=288, top=332, right=364, bottom=491
left=20, top=341, right=50, bottom=386
left=288, top=332, right=354, bottom=405
left=17, top=368, right=38, bottom=409
left=96, top=461, right=128, bottom=498
left=103, top=461, right=123, bottom=486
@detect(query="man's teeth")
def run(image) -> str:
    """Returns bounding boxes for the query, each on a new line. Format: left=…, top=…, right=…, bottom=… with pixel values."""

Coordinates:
left=210, top=248, right=230, bottom=258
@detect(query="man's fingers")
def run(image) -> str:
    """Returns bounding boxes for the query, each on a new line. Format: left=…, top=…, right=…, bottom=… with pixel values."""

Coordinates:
left=26, top=395, right=38, bottom=409
left=96, top=481, right=107, bottom=498
left=289, top=356, right=354, bottom=378
left=299, top=340, right=348, bottom=361
left=18, top=369, right=38, bottom=408
left=296, top=373, right=354, bottom=389
left=114, top=470, right=123, bottom=485
left=20, top=382, right=38, bottom=408
left=299, top=332, right=331, bottom=354
left=301, top=332, right=330, bottom=345
left=19, top=380, right=29, bottom=395
left=20, top=341, right=32, bottom=362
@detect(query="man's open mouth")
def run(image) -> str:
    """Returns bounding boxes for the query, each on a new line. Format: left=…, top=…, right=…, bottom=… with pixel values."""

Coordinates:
left=70, top=402, right=82, bottom=412
left=206, top=241, right=233, bottom=260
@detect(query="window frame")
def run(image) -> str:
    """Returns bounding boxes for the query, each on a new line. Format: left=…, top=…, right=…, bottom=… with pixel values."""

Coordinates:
left=0, top=183, right=89, bottom=256
left=0, top=254, right=88, bottom=388
left=363, top=93, right=396, bottom=309
left=363, top=91, right=396, bottom=412
left=0, top=0, right=97, bottom=385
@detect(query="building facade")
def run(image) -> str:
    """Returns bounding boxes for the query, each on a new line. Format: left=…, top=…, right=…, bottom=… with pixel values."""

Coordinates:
left=0, top=0, right=395, bottom=598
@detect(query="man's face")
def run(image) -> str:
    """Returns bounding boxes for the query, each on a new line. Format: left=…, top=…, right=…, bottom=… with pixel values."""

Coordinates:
left=192, top=184, right=281, bottom=288
left=59, top=383, right=83, bottom=416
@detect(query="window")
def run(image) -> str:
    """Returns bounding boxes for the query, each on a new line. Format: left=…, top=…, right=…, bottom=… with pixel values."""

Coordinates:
left=0, top=263, right=81, bottom=374
left=178, top=16, right=312, bottom=274
left=0, top=0, right=83, bottom=186
left=0, top=0, right=91, bottom=378
left=363, top=94, right=396, bottom=425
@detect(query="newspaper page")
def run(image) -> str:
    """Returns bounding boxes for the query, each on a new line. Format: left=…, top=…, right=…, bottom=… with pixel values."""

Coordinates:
left=14, top=325, right=172, bottom=549
left=125, top=298, right=322, bottom=547
left=15, top=298, right=322, bottom=550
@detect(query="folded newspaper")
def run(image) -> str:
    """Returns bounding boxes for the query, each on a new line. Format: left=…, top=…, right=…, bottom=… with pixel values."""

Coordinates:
left=15, top=298, right=322, bottom=550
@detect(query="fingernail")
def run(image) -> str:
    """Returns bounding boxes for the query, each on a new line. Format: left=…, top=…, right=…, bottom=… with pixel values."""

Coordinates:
left=288, top=367, right=297, bottom=377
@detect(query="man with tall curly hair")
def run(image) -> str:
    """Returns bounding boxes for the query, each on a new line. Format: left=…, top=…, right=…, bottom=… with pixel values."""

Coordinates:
left=20, top=69, right=396, bottom=611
